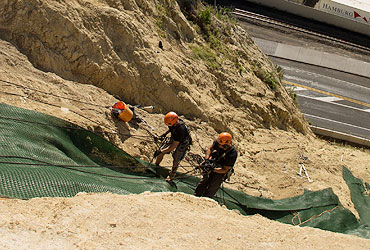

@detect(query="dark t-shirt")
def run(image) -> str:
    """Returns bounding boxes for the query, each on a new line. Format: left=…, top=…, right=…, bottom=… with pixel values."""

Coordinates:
left=211, top=140, right=238, bottom=168
left=168, top=119, right=191, bottom=143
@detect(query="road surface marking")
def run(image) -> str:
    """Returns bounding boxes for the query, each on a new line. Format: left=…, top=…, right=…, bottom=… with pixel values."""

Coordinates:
left=304, top=114, right=370, bottom=132
left=283, top=80, right=370, bottom=108
left=297, top=93, right=370, bottom=113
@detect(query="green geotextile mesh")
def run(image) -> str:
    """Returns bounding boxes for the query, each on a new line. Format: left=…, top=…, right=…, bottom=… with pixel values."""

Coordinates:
left=343, top=166, right=370, bottom=225
left=0, top=103, right=369, bottom=239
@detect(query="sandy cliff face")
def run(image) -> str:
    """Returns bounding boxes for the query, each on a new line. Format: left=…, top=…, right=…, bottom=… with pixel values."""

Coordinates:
left=0, top=0, right=310, bottom=137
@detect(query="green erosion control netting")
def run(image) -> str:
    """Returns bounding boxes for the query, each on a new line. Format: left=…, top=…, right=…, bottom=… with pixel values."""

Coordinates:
left=0, top=103, right=369, bottom=239
left=343, top=166, right=370, bottom=223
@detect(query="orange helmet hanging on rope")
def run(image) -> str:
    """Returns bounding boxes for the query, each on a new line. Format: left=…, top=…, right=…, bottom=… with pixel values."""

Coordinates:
left=112, top=101, right=126, bottom=110
left=217, top=132, right=232, bottom=146
left=164, top=112, right=178, bottom=126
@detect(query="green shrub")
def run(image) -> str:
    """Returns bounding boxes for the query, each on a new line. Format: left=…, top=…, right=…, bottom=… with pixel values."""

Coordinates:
left=190, top=44, right=220, bottom=70
left=275, top=65, right=284, bottom=80
left=253, top=66, right=277, bottom=90
left=286, top=86, right=298, bottom=103
left=199, top=7, right=212, bottom=25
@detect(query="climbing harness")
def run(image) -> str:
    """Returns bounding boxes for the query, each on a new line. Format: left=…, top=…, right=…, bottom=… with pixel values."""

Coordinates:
left=147, top=136, right=170, bottom=168
left=224, top=168, right=234, bottom=182
left=198, top=159, right=217, bottom=178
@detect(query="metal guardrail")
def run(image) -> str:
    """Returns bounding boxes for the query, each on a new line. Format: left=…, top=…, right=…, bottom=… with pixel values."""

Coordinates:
left=233, top=8, right=370, bottom=53
left=310, top=125, right=370, bottom=148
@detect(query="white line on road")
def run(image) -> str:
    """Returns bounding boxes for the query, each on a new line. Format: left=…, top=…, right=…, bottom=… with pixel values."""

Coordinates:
left=283, top=67, right=370, bottom=92
left=297, top=93, right=370, bottom=113
left=286, top=86, right=307, bottom=91
left=314, top=96, right=342, bottom=102
left=304, top=113, right=370, bottom=132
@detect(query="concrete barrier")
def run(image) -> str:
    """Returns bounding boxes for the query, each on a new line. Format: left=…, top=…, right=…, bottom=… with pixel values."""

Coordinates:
left=244, top=0, right=370, bottom=37
left=310, top=125, right=370, bottom=147
left=252, top=37, right=370, bottom=78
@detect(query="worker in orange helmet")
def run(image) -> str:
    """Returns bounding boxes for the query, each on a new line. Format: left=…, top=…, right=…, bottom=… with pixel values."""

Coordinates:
left=154, top=111, right=192, bottom=182
left=195, top=132, right=238, bottom=198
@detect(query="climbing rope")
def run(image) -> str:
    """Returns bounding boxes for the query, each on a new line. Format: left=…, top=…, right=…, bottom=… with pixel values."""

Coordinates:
left=0, top=155, right=198, bottom=170
left=0, top=115, right=154, bottom=142
left=291, top=206, right=339, bottom=226
left=0, top=79, right=109, bottom=108
left=0, top=78, right=252, bottom=207
left=0, top=78, right=158, bottom=140
left=0, top=78, right=207, bottom=177
left=0, top=155, right=159, bottom=180
left=363, top=183, right=370, bottom=196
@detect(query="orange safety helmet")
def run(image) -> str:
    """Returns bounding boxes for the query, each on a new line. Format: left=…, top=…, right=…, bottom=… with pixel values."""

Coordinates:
left=217, top=132, right=232, bottom=146
left=112, top=101, right=126, bottom=110
left=164, top=112, right=178, bottom=126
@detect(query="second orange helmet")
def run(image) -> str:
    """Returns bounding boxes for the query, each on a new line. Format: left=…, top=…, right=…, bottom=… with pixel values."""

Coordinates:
left=164, top=112, right=178, bottom=126
left=217, top=132, right=232, bottom=146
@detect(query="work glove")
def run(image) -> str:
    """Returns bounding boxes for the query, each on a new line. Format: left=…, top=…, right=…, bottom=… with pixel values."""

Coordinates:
left=153, top=149, right=161, bottom=158
left=153, top=136, right=160, bottom=143
left=197, top=160, right=206, bottom=170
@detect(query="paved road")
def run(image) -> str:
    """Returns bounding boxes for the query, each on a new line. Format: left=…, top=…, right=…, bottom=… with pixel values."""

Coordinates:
left=274, top=57, right=370, bottom=106
left=232, top=6, right=370, bottom=142
left=272, top=57, right=370, bottom=140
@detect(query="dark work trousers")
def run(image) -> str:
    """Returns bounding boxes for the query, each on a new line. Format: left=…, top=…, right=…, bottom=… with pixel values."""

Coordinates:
left=194, top=172, right=225, bottom=198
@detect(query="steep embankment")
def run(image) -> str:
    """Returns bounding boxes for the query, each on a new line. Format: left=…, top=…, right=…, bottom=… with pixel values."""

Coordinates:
left=0, top=0, right=310, bottom=135
left=0, top=0, right=369, bottom=233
